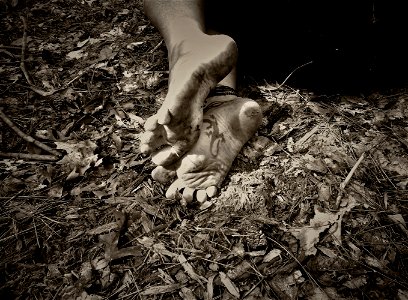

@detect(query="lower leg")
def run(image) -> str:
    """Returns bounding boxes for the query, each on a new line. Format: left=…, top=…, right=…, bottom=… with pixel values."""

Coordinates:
left=140, top=0, right=238, bottom=166
left=143, top=0, right=205, bottom=68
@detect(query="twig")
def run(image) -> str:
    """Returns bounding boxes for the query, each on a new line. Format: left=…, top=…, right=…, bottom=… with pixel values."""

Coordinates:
left=33, top=218, right=41, bottom=248
left=0, top=108, right=62, bottom=157
left=149, top=39, right=163, bottom=53
left=294, top=124, right=320, bottom=150
left=266, top=236, right=326, bottom=295
left=335, top=151, right=366, bottom=207
left=19, top=16, right=56, bottom=97
left=0, top=49, right=17, bottom=58
left=0, top=45, right=22, bottom=50
left=267, top=60, right=313, bottom=91
left=0, top=152, right=59, bottom=161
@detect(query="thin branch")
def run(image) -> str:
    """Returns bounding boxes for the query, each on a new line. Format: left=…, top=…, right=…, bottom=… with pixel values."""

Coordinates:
left=0, top=108, right=62, bottom=157
left=335, top=151, right=366, bottom=207
left=0, top=152, right=59, bottom=161
left=266, top=236, right=327, bottom=295
left=267, top=60, right=313, bottom=91
left=0, top=49, right=17, bottom=58
left=19, top=16, right=57, bottom=97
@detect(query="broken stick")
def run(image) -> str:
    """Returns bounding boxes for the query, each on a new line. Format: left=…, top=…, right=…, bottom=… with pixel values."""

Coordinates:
left=335, top=152, right=366, bottom=207
left=19, top=16, right=56, bottom=97
left=0, top=152, right=58, bottom=161
left=0, top=108, right=62, bottom=157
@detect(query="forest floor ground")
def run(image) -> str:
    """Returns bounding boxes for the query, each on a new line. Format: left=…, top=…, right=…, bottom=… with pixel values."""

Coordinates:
left=1, top=1, right=408, bottom=299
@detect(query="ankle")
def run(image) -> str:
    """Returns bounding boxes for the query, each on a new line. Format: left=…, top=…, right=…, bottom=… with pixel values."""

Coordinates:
left=204, top=85, right=237, bottom=111
left=167, top=18, right=204, bottom=51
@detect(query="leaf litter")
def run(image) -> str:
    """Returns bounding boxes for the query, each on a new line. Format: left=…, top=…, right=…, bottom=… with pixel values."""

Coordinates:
left=1, top=0, right=408, bottom=299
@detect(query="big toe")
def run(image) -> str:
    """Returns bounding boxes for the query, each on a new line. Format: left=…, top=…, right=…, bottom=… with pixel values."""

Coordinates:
left=151, top=165, right=176, bottom=184
left=151, top=138, right=193, bottom=166
left=239, top=100, right=263, bottom=136
left=140, top=130, right=166, bottom=155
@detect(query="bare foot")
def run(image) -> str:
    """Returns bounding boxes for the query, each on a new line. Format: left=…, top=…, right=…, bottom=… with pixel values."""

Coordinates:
left=140, top=33, right=238, bottom=166
left=151, top=96, right=262, bottom=203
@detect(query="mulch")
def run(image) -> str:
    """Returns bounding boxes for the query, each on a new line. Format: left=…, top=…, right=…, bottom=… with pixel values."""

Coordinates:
left=1, top=0, right=407, bottom=299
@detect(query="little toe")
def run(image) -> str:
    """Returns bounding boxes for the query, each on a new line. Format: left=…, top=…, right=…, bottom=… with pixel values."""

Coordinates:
left=140, top=131, right=167, bottom=155
left=151, top=139, right=191, bottom=166
left=151, top=166, right=176, bottom=184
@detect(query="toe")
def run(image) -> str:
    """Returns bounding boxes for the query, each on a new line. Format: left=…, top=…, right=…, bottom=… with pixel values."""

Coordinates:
left=196, top=190, right=208, bottom=203
left=144, top=115, right=159, bottom=131
left=165, top=179, right=184, bottom=199
left=140, top=131, right=167, bottom=155
left=178, top=154, right=206, bottom=173
left=182, top=187, right=195, bottom=204
left=151, top=139, right=191, bottom=166
left=151, top=166, right=176, bottom=184
left=206, top=186, right=218, bottom=197
left=157, top=107, right=172, bottom=125
left=151, top=145, right=179, bottom=166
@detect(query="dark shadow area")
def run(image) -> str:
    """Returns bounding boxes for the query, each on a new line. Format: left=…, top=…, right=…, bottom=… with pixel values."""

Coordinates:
left=205, top=0, right=408, bottom=93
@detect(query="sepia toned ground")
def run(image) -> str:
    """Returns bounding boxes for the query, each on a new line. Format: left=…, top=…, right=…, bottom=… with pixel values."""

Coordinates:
left=1, top=0, right=407, bottom=299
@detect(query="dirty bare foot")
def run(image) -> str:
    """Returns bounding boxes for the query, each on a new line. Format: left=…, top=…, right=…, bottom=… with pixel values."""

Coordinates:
left=151, top=96, right=262, bottom=204
left=140, top=33, right=238, bottom=166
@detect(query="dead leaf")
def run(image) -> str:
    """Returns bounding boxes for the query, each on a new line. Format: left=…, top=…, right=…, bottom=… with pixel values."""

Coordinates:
left=231, top=241, right=245, bottom=257
left=158, top=268, right=175, bottom=284
left=98, top=46, right=116, bottom=61
left=140, top=284, right=183, bottom=296
left=289, top=197, right=356, bottom=256
left=177, top=254, right=207, bottom=284
left=77, top=37, right=90, bottom=48
left=92, top=257, right=109, bottom=271
left=87, top=222, right=118, bottom=235
left=307, top=287, right=331, bottom=300
left=180, top=287, right=197, bottom=300
left=66, top=49, right=88, bottom=60
left=110, top=246, right=143, bottom=260
left=317, top=246, right=338, bottom=258
left=263, top=249, right=282, bottom=263
left=48, top=184, right=63, bottom=198
left=219, top=272, right=240, bottom=299
left=79, top=261, right=92, bottom=285
left=56, top=140, right=98, bottom=180
left=397, top=289, right=408, bottom=300
left=11, top=36, right=32, bottom=46
left=343, top=275, right=367, bottom=289
left=365, top=255, right=384, bottom=269
left=206, top=274, right=216, bottom=300
left=153, top=243, right=176, bottom=258
left=388, top=214, right=408, bottom=236
left=227, top=260, right=252, bottom=280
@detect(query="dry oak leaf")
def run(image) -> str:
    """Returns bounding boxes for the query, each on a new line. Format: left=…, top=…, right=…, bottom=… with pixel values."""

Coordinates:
left=289, top=197, right=356, bottom=256
left=56, top=140, right=100, bottom=180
